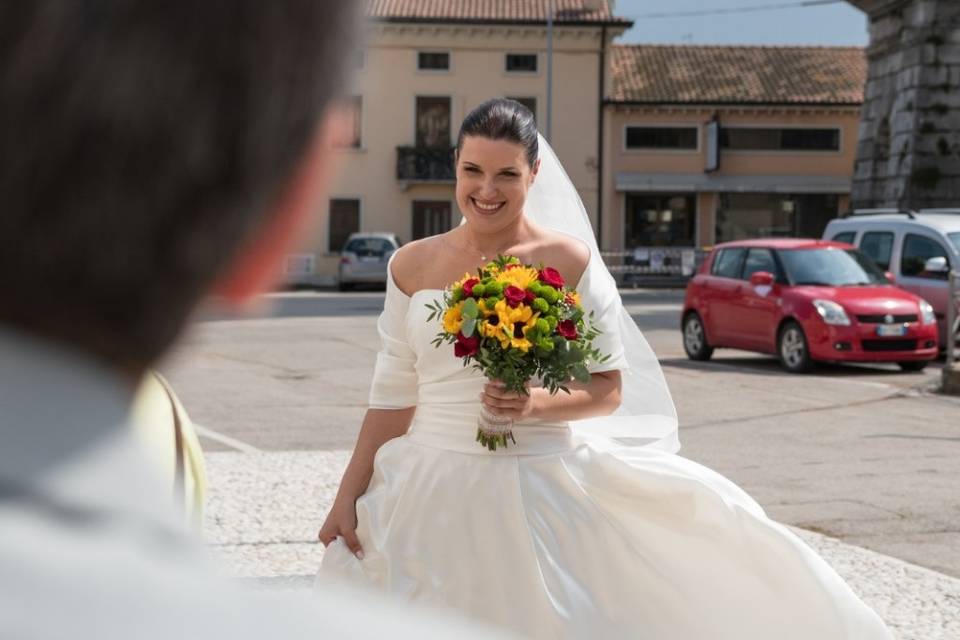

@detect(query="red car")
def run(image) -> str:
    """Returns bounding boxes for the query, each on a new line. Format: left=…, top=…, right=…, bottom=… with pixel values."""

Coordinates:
left=682, top=239, right=939, bottom=373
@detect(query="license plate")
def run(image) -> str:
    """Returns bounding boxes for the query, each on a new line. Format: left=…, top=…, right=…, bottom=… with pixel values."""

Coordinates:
left=877, top=324, right=907, bottom=337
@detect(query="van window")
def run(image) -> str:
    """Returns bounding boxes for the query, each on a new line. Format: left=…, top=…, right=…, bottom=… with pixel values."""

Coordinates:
left=831, top=231, right=855, bottom=245
left=859, top=231, right=894, bottom=270
left=901, top=234, right=949, bottom=280
left=712, top=248, right=747, bottom=279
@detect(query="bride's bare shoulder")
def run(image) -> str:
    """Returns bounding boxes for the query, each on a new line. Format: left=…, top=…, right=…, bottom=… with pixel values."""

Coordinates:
left=390, top=234, right=447, bottom=295
left=538, top=228, right=591, bottom=285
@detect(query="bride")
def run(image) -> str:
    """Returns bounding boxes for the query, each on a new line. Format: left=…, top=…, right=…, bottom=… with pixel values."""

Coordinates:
left=317, top=98, right=890, bottom=639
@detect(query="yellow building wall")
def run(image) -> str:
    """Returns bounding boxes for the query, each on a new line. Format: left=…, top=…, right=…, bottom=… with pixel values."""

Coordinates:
left=300, top=22, right=615, bottom=284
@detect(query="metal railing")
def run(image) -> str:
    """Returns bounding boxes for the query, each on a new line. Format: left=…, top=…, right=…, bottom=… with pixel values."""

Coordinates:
left=396, top=146, right=455, bottom=183
left=601, top=247, right=708, bottom=287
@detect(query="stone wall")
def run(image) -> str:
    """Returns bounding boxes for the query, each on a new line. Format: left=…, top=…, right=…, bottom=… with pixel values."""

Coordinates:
left=849, top=0, right=960, bottom=208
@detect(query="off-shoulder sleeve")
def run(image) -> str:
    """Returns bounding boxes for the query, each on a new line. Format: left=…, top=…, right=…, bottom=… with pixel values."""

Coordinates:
left=575, top=262, right=630, bottom=374
left=368, top=262, right=419, bottom=409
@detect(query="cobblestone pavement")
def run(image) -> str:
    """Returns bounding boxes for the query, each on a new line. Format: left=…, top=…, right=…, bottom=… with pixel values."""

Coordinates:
left=203, top=450, right=960, bottom=640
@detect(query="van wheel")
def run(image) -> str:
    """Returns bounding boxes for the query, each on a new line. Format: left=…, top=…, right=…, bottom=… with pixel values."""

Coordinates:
left=683, top=313, right=714, bottom=361
left=338, top=281, right=353, bottom=292
left=778, top=321, right=813, bottom=373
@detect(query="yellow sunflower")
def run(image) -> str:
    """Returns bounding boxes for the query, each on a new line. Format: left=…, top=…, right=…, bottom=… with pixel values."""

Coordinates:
left=443, top=301, right=464, bottom=335
left=492, top=299, right=539, bottom=352
left=495, top=266, right=540, bottom=291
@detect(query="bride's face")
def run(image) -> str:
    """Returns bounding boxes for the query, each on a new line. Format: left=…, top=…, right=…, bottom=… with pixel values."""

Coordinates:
left=455, top=136, right=540, bottom=234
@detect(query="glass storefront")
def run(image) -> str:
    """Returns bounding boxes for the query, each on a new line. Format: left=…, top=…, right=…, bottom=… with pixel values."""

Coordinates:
left=715, top=193, right=839, bottom=243
left=625, top=193, right=696, bottom=247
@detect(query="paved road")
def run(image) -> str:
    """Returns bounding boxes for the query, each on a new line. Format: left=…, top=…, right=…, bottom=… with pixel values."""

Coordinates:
left=164, top=289, right=960, bottom=580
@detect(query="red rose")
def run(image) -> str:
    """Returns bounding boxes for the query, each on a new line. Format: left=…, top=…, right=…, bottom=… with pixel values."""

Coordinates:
left=539, top=267, right=565, bottom=288
left=462, top=278, right=480, bottom=297
left=524, top=290, right=537, bottom=304
left=557, top=319, right=578, bottom=340
left=454, top=332, right=481, bottom=358
left=503, top=285, right=526, bottom=308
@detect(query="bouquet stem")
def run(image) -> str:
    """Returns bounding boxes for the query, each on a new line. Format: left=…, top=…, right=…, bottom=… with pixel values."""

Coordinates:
left=476, top=405, right=516, bottom=451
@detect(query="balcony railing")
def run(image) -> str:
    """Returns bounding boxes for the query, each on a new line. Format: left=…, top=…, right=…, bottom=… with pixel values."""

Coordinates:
left=396, top=146, right=455, bottom=183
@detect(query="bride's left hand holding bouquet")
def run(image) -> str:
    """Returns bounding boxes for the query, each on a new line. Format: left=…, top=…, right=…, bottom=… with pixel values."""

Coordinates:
left=427, top=255, right=608, bottom=450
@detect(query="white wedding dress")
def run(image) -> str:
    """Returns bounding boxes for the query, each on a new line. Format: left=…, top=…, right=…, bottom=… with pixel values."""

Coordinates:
left=318, top=260, right=891, bottom=639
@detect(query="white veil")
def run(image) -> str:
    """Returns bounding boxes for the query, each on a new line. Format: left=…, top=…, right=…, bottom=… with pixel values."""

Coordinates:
left=526, top=134, right=680, bottom=453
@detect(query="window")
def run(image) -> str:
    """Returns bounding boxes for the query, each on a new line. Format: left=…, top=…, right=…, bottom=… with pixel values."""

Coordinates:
left=412, top=201, right=451, bottom=241
left=831, top=232, right=856, bottom=244
left=332, top=95, right=362, bottom=149
left=328, top=199, right=360, bottom=252
left=418, top=52, right=449, bottom=71
left=508, top=97, right=537, bottom=122
left=506, top=53, right=537, bottom=73
left=780, top=249, right=889, bottom=286
left=625, top=127, right=697, bottom=150
left=416, top=97, right=451, bottom=149
left=949, top=232, right=960, bottom=254
left=715, top=193, right=839, bottom=243
left=859, top=232, right=894, bottom=270
left=743, top=248, right=780, bottom=281
left=901, top=234, right=950, bottom=280
left=712, top=248, right=746, bottom=279
left=624, top=194, right=696, bottom=247
left=720, top=127, right=840, bottom=152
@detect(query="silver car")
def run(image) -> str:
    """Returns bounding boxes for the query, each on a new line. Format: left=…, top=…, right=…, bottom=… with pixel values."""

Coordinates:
left=823, top=209, right=960, bottom=347
left=337, top=232, right=401, bottom=291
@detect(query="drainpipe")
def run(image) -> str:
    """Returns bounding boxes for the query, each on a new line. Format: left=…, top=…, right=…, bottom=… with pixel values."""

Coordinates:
left=596, top=24, right=606, bottom=248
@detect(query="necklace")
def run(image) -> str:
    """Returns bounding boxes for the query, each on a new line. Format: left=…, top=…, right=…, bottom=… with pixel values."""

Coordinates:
left=453, top=235, right=517, bottom=263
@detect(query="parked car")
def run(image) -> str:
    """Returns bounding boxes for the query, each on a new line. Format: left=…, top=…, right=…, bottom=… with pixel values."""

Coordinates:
left=682, top=239, right=939, bottom=373
left=823, top=209, right=960, bottom=347
left=337, top=232, right=401, bottom=291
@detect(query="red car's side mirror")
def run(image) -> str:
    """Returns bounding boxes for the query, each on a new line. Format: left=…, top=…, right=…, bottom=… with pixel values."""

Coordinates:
left=750, top=271, right=775, bottom=287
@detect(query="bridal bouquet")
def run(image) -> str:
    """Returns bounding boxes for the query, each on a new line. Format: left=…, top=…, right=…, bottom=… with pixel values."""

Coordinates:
left=427, top=255, right=608, bottom=450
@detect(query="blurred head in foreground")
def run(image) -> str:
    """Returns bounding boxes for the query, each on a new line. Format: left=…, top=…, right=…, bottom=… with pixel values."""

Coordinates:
left=0, top=1, right=357, bottom=376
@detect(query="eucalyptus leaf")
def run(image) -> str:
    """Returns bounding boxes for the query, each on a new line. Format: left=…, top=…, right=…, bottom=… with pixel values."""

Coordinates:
left=462, top=297, right=479, bottom=319
left=462, top=317, right=477, bottom=338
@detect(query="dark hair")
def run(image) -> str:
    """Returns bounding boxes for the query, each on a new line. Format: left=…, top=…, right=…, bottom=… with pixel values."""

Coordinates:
left=0, top=1, right=358, bottom=372
left=456, top=98, right=539, bottom=167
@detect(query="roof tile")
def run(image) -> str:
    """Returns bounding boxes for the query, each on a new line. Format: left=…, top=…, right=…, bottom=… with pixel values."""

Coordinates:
left=610, top=45, right=866, bottom=104
left=366, top=0, right=629, bottom=24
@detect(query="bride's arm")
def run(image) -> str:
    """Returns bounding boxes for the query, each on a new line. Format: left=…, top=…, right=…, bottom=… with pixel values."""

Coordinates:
left=481, top=370, right=622, bottom=422
left=318, top=407, right=414, bottom=557
left=334, top=407, right=414, bottom=502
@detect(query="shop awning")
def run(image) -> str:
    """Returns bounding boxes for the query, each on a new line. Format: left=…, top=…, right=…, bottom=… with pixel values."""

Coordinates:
left=615, top=172, right=851, bottom=194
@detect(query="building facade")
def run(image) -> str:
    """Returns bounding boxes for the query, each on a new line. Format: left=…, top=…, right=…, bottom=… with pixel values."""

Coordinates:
left=603, top=45, right=866, bottom=258
left=293, top=1, right=628, bottom=285
left=293, top=2, right=868, bottom=285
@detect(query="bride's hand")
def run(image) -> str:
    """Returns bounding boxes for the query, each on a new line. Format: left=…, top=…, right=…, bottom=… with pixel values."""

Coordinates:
left=318, top=497, right=364, bottom=559
left=481, top=381, right=537, bottom=420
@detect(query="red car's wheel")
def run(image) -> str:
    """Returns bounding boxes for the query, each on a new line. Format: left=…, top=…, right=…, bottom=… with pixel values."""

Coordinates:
left=778, top=321, right=814, bottom=373
left=897, top=361, right=928, bottom=372
left=683, top=312, right=714, bottom=361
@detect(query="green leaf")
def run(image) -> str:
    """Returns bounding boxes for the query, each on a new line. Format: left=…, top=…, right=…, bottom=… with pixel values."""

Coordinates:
left=462, top=297, right=479, bottom=319
left=462, top=317, right=477, bottom=338
left=571, top=363, right=591, bottom=383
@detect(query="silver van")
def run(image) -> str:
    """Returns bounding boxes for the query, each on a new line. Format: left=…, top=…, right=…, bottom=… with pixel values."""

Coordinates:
left=823, top=210, right=960, bottom=347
